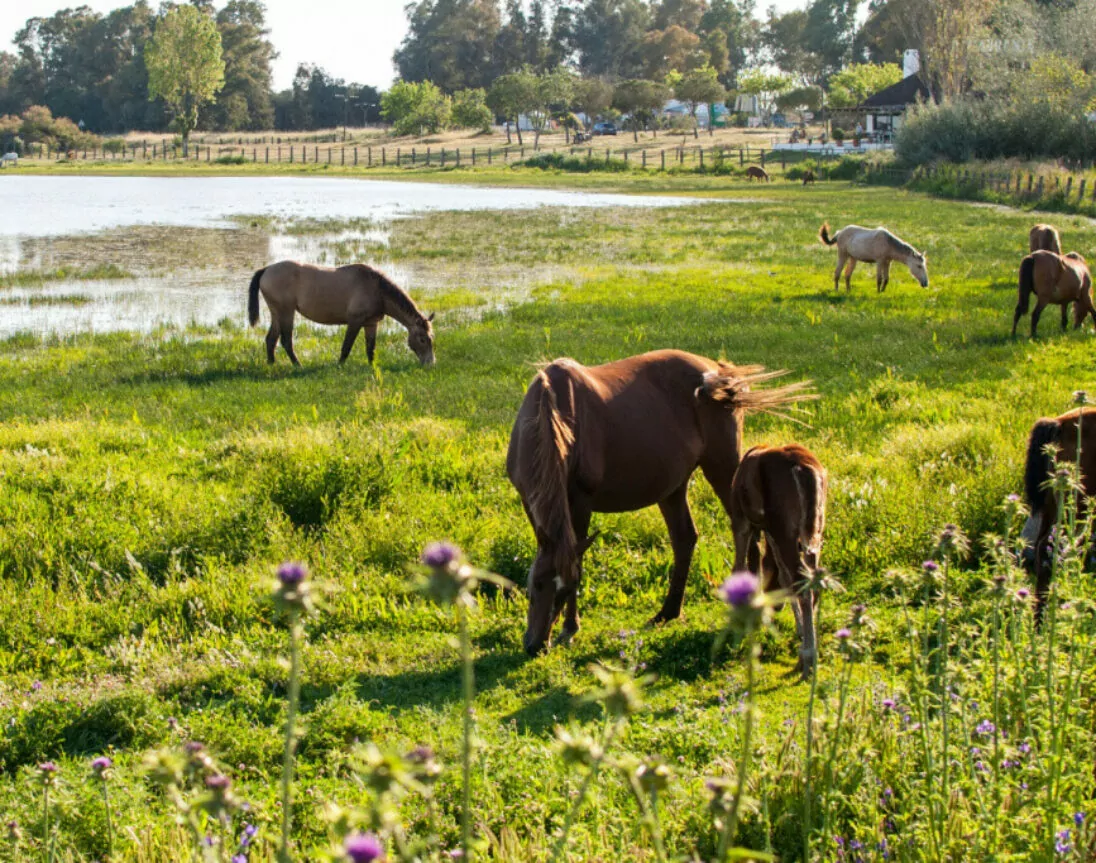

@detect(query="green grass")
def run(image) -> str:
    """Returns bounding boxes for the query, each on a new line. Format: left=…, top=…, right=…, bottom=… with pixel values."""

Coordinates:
left=1, top=180, right=1095, bottom=861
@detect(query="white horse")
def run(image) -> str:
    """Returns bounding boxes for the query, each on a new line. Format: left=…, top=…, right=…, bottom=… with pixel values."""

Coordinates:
left=819, top=223, right=929, bottom=292
left=0, top=153, right=18, bottom=168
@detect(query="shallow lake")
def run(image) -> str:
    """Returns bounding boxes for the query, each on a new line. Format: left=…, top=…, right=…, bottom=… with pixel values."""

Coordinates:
left=0, top=175, right=702, bottom=337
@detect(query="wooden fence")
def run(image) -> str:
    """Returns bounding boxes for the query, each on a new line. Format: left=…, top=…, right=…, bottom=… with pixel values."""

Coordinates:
left=18, top=140, right=845, bottom=174
left=867, top=162, right=1096, bottom=207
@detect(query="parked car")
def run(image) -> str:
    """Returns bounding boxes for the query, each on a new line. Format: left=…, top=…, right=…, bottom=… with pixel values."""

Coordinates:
left=592, top=122, right=618, bottom=136
left=771, top=113, right=788, bottom=128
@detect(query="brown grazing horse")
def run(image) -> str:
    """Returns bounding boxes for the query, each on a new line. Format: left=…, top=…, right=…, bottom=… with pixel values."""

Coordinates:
left=801, top=169, right=816, bottom=186
left=506, top=349, right=814, bottom=656
left=730, top=444, right=827, bottom=678
left=1012, top=250, right=1095, bottom=339
left=1022, top=408, right=1096, bottom=614
left=745, top=166, right=771, bottom=182
left=1030, top=223, right=1062, bottom=254
left=248, top=261, right=435, bottom=366
left=819, top=223, right=929, bottom=292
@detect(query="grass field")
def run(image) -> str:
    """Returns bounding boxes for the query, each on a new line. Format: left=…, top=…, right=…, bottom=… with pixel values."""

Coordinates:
left=1, top=177, right=1096, bottom=862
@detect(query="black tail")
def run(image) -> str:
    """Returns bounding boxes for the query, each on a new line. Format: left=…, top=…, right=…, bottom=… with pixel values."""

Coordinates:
left=819, top=223, right=836, bottom=245
left=248, top=267, right=266, bottom=327
left=1024, top=418, right=1061, bottom=515
left=1017, top=255, right=1036, bottom=316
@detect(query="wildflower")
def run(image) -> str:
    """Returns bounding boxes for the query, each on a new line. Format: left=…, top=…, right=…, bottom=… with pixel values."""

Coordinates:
left=276, top=561, right=308, bottom=587
left=882, top=698, right=896, bottom=710
left=1055, top=829, right=1071, bottom=855
left=90, top=756, right=112, bottom=780
left=1016, top=587, right=1031, bottom=602
left=1075, top=812, right=1085, bottom=828
left=31, top=681, right=42, bottom=691
left=197, top=773, right=240, bottom=819
left=421, top=541, right=460, bottom=569
left=37, top=762, right=58, bottom=787
left=835, top=628, right=852, bottom=640
left=1073, top=390, right=1090, bottom=407
left=974, top=760, right=987, bottom=772
left=7, top=820, right=21, bottom=841
left=1007, top=493, right=1021, bottom=503
left=935, top=523, right=970, bottom=558
left=586, top=663, right=647, bottom=717
left=239, top=824, right=258, bottom=848
left=1019, top=741, right=1031, bottom=754
left=719, top=571, right=759, bottom=608
left=272, top=561, right=314, bottom=616
left=344, top=832, right=385, bottom=863
left=975, top=720, right=996, bottom=735
left=922, top=560, right=939, bottom=574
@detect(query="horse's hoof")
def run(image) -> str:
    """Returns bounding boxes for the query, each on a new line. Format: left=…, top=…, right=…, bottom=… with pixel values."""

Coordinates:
left=556, top=627, right=578, bottom=647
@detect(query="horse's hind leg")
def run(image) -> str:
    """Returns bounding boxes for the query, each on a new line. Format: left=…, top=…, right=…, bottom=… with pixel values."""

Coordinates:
left=768, top=527, right=815, bottom=677
left=844, top=258, right=856, bottom=292
left=559, top=502, right=592, bottom=645
left=833, top=251, right=846, bottom=292
left=278, top=313, right=301, bottom=366
left=265, top=318, right=280, bottom=364
left=651, top=481, right=697, bottom=625
left=1030, top=301, right=1047, bottom=339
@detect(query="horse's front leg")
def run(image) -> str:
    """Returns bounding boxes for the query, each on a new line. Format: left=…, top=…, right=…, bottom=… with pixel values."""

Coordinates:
left=339, top=320, right=364, bottom=364
left=364, top=321, right=379, bottom=364
left=1062, top=302, right=1070, bottom=331
left=559, top=501, right=593, bottom=645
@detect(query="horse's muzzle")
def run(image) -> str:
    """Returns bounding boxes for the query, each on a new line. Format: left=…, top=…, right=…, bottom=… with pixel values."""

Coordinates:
left=421, top=352, right=436, bottom=367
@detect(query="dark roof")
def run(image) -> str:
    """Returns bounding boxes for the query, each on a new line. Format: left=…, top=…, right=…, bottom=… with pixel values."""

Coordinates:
left=861, top=74, right=932, bottom=109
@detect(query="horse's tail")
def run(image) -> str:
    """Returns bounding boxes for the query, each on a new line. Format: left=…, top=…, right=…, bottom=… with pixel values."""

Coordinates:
left=819, top=223, right=836, bottom=246
left=247, top=267, right=266, bottom=327
left=794, top=460, right=827, bottom=553
left=1024, top=417, right=1061, bottom=516
left=1017, top=255, right=1036, bottom=315
left=527, top=367, right=576, bottom=572
left=697, top=363, right=818, bottom=423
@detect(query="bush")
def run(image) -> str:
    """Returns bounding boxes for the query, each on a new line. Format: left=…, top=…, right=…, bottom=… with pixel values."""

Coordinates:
left=519, top=152, right=633, bottom=173
left=215, top=154, right=248, bottom=164
left=451, top=88, right=493, bottom=132
left=831, top=127, right=846, bottom=142
left=101, top=138, right=127, bottom=154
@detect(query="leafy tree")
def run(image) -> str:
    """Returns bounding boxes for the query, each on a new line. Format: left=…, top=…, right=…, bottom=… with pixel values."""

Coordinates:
left=571, top=75, right=615, bottom=131
left=381, top=79, right=452, bottom=136
left=452, top=87, right=494, bottom=130
left=488, top=69, right=538, bottom=144
left=394, top=0, right=502, bottom=91
left=737, top=69, right=793, bottom=117
left=804, top=0, right=862, bottom=80
left=674, top=63, right=725, bottom=136
left=642, top=25, right=702, bottom=79
left=763, top=9, right=819, bottom=81
left=826, top=62, right=902, bottom=107
left=495, top=0, right=527, bottom=75
left=145, top=4, right=225, bottom=155
left=573, top=0, right=650, bottom=78
left=893, top=0, right=998, bottom=99
left=613, top=78, right=670, bottom=140
left=532, top=68, right=575, bottom=146
left=210, top=0, right=275, bottom=131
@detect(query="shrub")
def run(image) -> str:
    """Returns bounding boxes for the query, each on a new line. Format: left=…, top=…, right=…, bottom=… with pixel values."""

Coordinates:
left=215, top=154, right=248, bottom=164
left=101, top=138, right=127, bottom=154
left=451, top=88, right=493, bottom=132
left=519, top=152, right=632, bottom=173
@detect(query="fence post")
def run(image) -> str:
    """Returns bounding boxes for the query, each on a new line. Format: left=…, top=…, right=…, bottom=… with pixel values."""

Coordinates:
left=367, top=146, right=372, bottom=167
left=354, top=146, right=358, bottom=166
left=1079, top=178, right=1086, bottom=200
left=472, top=147, right=476, bottom=166
left=760, top=149, right=766, bottom=167
left=606, top=147, right=610, bottom=163
left=1027, top=173, right=1033, bottom=193
left=739, top=147, right=744, bottom=165
left=314, top=145, right=319, bottom=162
left=1037, top=176, right=1044, bottom=196
left=642, top=150, right=647, bottom=169
left=1066, top=176, right=1074, bottom=197
left=457, top=148, right=461, bottom=166
left=442, top=148, right=447, bottom=166
left=587, top=147, right=592, bottom=160
left=382, top=147, right=387, bottom=166
left=397, top=147, right=402, bottom=166
left=699, top=147, right=703, bottom=169
left=340, top=147, right=344, bottom=166
left=521, top=146, right=525, bottom=160
left=661, top=149, right=666, bottom=170
left=623, top=149, right=628, bottom=163
left=488, top=147, right=493, bottom=164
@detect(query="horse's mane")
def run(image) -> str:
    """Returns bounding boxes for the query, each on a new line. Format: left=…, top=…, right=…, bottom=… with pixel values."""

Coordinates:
left=883, top=230, right=919, bottom=258
left=355, top=264, right=427, bottom=324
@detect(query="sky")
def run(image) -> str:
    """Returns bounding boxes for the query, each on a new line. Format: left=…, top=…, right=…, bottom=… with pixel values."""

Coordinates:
left=6, top=0, right=807, bottom=92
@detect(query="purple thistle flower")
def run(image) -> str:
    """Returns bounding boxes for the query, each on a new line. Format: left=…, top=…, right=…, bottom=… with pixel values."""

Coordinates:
left=90, top=756, right=112, bottom=774
left=975, top=720, right=996, bottom=735
left=232, top=857, right=247, bottom=863
left=1055, top=829, right=1071, bottom=855
left=205, top=774, right=231, bottom=791
left=276, top=561, right=308, bottom=586
left=882, top=698, right=896, bottom=710
left=422, top=541, right=461, bottom=569
left=184, top=741, right=205, bottom=755
left=835, top=627, right=852, bottom=640
left=922, top=560, right=939, bottom=573
left=1017, top=588, right=1031, bottom=600
left=344, top=833, right=385, bottom=863
left=974, top=760, right=987, bottom=772
left=719, top=571, right=759, bottom=609
left=1019, top=741, right=1032, bottom=754
left=31, top=681, right=42, bottom=691
left=37, top=762, right=57, bottom=774
left=1007, top=493, right=1021, bottom=503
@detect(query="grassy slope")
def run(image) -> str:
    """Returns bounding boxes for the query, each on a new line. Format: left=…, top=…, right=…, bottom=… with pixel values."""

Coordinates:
left=1, top=180, right=1095, bottom=860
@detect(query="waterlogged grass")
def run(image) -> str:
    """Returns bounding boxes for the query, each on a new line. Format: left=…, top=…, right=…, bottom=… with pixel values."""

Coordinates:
left=0, top=264, right=133, bottom=287
left=1, top=183, right=1095, bottom=861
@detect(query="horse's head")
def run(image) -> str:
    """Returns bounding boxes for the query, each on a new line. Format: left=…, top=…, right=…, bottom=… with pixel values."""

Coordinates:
left=523, top=532, right=598, bottom=656
left=409, top=313, right=435, bottom=366
left=908, top=252, right=929, bottom=288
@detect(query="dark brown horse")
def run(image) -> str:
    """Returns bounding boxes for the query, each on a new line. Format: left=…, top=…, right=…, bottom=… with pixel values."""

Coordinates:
left=506, top=349, right=814, bottom=656
left=1012, top=250, right=1095, bottom=339
left=745, top=166, right=771, bottom=182
left=1030, top=223, right=1062, bottom=254
left=248, top=261, right=435, bottom=366
left=1022, top=408, right=1096, bottom=614
left=801, top=169, right=816, bottom=186
left=731, top=443, right=827, bottom=677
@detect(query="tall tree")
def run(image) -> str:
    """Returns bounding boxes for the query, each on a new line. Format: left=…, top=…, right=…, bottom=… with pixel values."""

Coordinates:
left=495, top=0, right=528, bottom=74
left=893, top=0, right=998, bottom=99
left=546, top=1, right=577, bottom=66
left=571, top=75, right=615, bottom=130
left=613, top=77, right=670, bottom=139
left=573, top=0, right=650, bottom=78
left=145, top=4, right=225, bottom=155
left=804, top=0, right=862, bottom=79
left=487, top=69, right=538, bottom=143
left=210, top=0, right=275, bottom=130
left=642, top=24, right=702, bottom=78
left=674, top=63, right=725, bottom=135
left=394, top=0, right=503, bottom=91
left=700, top=0, right=759, bottom=86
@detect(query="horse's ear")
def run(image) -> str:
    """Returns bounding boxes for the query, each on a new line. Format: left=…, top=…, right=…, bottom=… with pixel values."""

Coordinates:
left=427, top=312, right=435, bottom=322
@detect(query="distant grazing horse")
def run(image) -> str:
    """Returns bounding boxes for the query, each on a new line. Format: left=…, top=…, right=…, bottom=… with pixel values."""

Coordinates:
left=248, top=261, right=435, bottom=366
left=1022, top=408, right=1096, bottom=615
left=1012, top=250, right=1095, bottom=339
left=745, top=166, right=770, bottom=182
left=731, top=444, right=828, bottom=678
left=801, top=169, right=816, bottom=186
left=1030, top=223, right=1062, bottom=254
left=819, top=223, right=929, bottom=292
left=506, top=349, right=814, bottom=656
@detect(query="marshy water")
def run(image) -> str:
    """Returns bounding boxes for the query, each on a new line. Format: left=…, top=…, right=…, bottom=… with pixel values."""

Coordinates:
left=0, top=176, right=702, bottom=337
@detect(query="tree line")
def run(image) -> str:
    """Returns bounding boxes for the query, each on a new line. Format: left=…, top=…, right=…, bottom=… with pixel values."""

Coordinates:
left=0, top=0, right=380, bottom=139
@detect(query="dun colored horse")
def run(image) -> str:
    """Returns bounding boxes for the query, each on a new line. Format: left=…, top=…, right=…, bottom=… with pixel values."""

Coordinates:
left=745, top=166, right=770, bottom=182
left=819, top=223, right=929, bottom=292
left=1022, top=407, right=1096, bottom=615
left=1030, top=223, right=1062, bottom=254
left=248, top=261, right=435, bottom=366
left=731, top=444, right=827, bottom=678
left=1012, top=250, right=1095, bottom=339
left=506, top=349, right=814, bottom=656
